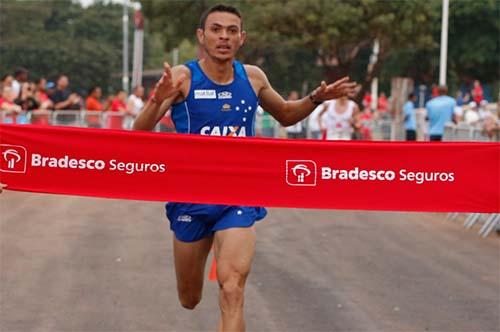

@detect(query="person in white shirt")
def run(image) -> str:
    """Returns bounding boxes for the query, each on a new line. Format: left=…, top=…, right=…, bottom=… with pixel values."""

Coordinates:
left=127, top=85, right=145, bottom=117
left=317, top=96, right=359, bottom=140
left=11, top=68, right=29, bottom=97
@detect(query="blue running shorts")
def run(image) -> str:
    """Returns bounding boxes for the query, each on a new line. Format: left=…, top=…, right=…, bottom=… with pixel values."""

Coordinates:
left=166, top=203, right=267, bottom=242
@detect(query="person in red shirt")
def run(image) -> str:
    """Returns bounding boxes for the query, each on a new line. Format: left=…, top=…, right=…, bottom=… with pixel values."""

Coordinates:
left=107, top=91, right=128, bottom=129
left=431, top=84, right=439, bottom=98
left=85, top=86, right=104, bottom=127
left=362, top=91, right=372, bottom=110
left=34, top=78, right=53, bottom=110
left=472, top=80, right=483, bottom=104
left=377, top=92, right=388, bottom=113
left=85, top=86, right=103, bottom=111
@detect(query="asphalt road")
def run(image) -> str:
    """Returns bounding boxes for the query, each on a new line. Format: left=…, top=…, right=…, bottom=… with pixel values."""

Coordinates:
left=1, top=192, right=499, bottom=332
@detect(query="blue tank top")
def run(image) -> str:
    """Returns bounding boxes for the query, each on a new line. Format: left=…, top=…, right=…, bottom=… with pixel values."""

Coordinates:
left=171, top=60, right=259, bottom=137
left=166, top=60, right=266, bottom=225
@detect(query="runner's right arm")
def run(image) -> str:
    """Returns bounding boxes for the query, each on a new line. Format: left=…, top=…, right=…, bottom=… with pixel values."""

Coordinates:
left=133, top=63, right=188, bottom=131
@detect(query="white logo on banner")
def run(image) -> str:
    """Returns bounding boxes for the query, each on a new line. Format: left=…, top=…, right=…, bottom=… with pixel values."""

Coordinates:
left=286, top=160, right=317, bottom=186
left=0, top=144, right=27, bottom=173
left=285, top=159, right=456, bottom=186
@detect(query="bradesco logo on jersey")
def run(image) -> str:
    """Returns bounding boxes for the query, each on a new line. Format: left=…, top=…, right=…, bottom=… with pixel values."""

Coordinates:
left=0, top=144, right=27, bottom=173
left=285, top=160, right=456, bottom=186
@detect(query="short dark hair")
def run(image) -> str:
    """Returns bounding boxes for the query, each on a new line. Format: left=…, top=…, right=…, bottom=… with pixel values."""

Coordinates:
left=14, top=67, right=28, bottom=78
left=199, top=4, right=242, bottom=30
left=438, top=85, right=448, bottom=95
left=408, top=92, right=415, bottom=99
left=88, top=86, right=100, bottom=96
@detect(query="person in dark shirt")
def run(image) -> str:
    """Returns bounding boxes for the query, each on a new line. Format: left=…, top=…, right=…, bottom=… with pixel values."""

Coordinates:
left=49, top=75, right=82, bottom=125
left=49, top=75, right=82, bottom=111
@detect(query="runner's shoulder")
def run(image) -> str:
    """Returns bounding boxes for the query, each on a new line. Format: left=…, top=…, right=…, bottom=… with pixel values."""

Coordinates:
left=171, top=64, right=191, bottom=80
left=243, top=64, right=268, bottom=83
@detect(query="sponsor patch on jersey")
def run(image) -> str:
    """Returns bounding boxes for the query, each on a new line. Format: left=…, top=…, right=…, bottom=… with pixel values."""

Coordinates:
left=218, top=91, right=232, bottom=99
left=194, top=89, right=216, bottom=99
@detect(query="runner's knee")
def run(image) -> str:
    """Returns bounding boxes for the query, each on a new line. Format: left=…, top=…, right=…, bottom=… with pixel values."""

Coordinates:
left=219, top=271, right=247, bottom=309
left=178, top=288, right=202, bottom=310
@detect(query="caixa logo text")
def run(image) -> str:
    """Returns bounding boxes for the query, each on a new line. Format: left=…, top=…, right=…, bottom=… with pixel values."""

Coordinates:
left=0, top=144, right=27, bottom=173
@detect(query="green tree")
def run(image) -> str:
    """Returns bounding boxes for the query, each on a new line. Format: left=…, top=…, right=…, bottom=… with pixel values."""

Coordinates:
left=0, top=0, right=127, bottom=94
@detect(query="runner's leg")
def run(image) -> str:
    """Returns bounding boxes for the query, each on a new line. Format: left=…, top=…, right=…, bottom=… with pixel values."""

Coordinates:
left=173, top=236, right=213, bottom=309
left=214, top=226, right=256, bottom=331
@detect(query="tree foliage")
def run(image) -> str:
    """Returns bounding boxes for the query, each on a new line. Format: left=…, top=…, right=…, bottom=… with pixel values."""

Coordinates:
left=0, top=0, right=130, bottom=93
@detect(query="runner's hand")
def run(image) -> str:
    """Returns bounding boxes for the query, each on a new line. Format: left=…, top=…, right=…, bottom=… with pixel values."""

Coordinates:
left=153, top=62, right=186, bottom=104
left=310, top=77, right=358, bottom=103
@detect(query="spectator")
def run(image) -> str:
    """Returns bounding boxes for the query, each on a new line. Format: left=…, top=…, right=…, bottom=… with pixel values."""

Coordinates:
left=15, top=82, right=39, bottom=111
left=85, top=86, right=104, bottom=111
left=482, top=113, right=499, bottom=140
left=425, top=85, right=456, bottom=141
left=107, top=91, right=127, bottom=129
left=431, top=84, right=439, bottom=98
left=285, top=91, right=304, bottom=138
left=318, top=95, right=359, bottom=140
left=0, top=86, right=22, bottom=123
left=111, top=90, right=127, bottom=112
left=362, top=91, right=372, bottom=110
left=1, top=75, right=14, bottom=92
left=464, top=101, right=480, bottom=125
left=50, top=75, right=82, bottom=110
left=45, top=81, right=56, bottom=97
left=34, top=78, right=54, bottom=110
left=403, top=93, right=417, bottom=141
left=11, top=68, right=29, bottom=97
left=478, top=100, right=491, bottom=120
left=377, top=92, right=389, bottom=115
left=85, top=86, right=104, bottom=128
left=103, top=94, right=114, bottom=111
left=359, top=107, right=373, bottom=140
left=127, top=85, right=145, bottom=117
left=471, top=80, right=483, bottom=104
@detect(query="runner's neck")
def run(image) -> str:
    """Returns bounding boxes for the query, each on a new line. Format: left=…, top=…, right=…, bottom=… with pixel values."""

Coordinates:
left=199, top=58, right=234, bottom=85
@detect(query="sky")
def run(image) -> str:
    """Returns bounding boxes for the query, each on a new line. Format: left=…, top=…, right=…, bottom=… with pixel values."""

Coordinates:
left=76, top=0, right=141, bottom=9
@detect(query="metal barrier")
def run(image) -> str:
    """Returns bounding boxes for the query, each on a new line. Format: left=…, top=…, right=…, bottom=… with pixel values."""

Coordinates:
left=0, top=110, right=143, bottom=131
left=443, top=122, right=499, bottom=142
left=448, top=212, right=500, bottom=238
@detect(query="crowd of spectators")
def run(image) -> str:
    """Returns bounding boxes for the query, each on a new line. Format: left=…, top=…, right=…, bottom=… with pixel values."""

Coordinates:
left=1, top=67, right=497, bottom=140
left=0, top=67, right=154, bottom=129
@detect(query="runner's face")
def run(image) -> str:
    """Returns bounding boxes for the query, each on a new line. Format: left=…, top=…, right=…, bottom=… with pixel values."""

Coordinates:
left=198, top=12, right=245, bottom=61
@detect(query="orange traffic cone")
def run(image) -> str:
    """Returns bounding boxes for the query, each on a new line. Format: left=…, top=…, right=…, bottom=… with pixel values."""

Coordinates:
left=208, top=254, right=217, bottom=282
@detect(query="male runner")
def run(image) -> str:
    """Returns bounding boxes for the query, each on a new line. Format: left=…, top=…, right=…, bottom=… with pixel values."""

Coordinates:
left=132, top=4, right=356, bottom=331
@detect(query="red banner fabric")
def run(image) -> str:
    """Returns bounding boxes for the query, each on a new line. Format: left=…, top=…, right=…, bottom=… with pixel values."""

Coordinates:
left=0, top=124, right=498, bottom=213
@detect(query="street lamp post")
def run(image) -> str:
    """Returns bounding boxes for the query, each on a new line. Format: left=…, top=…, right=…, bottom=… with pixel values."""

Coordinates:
left=122, top=0, right=129, bottom=93
left=439, top=0, right=449, bottom=86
